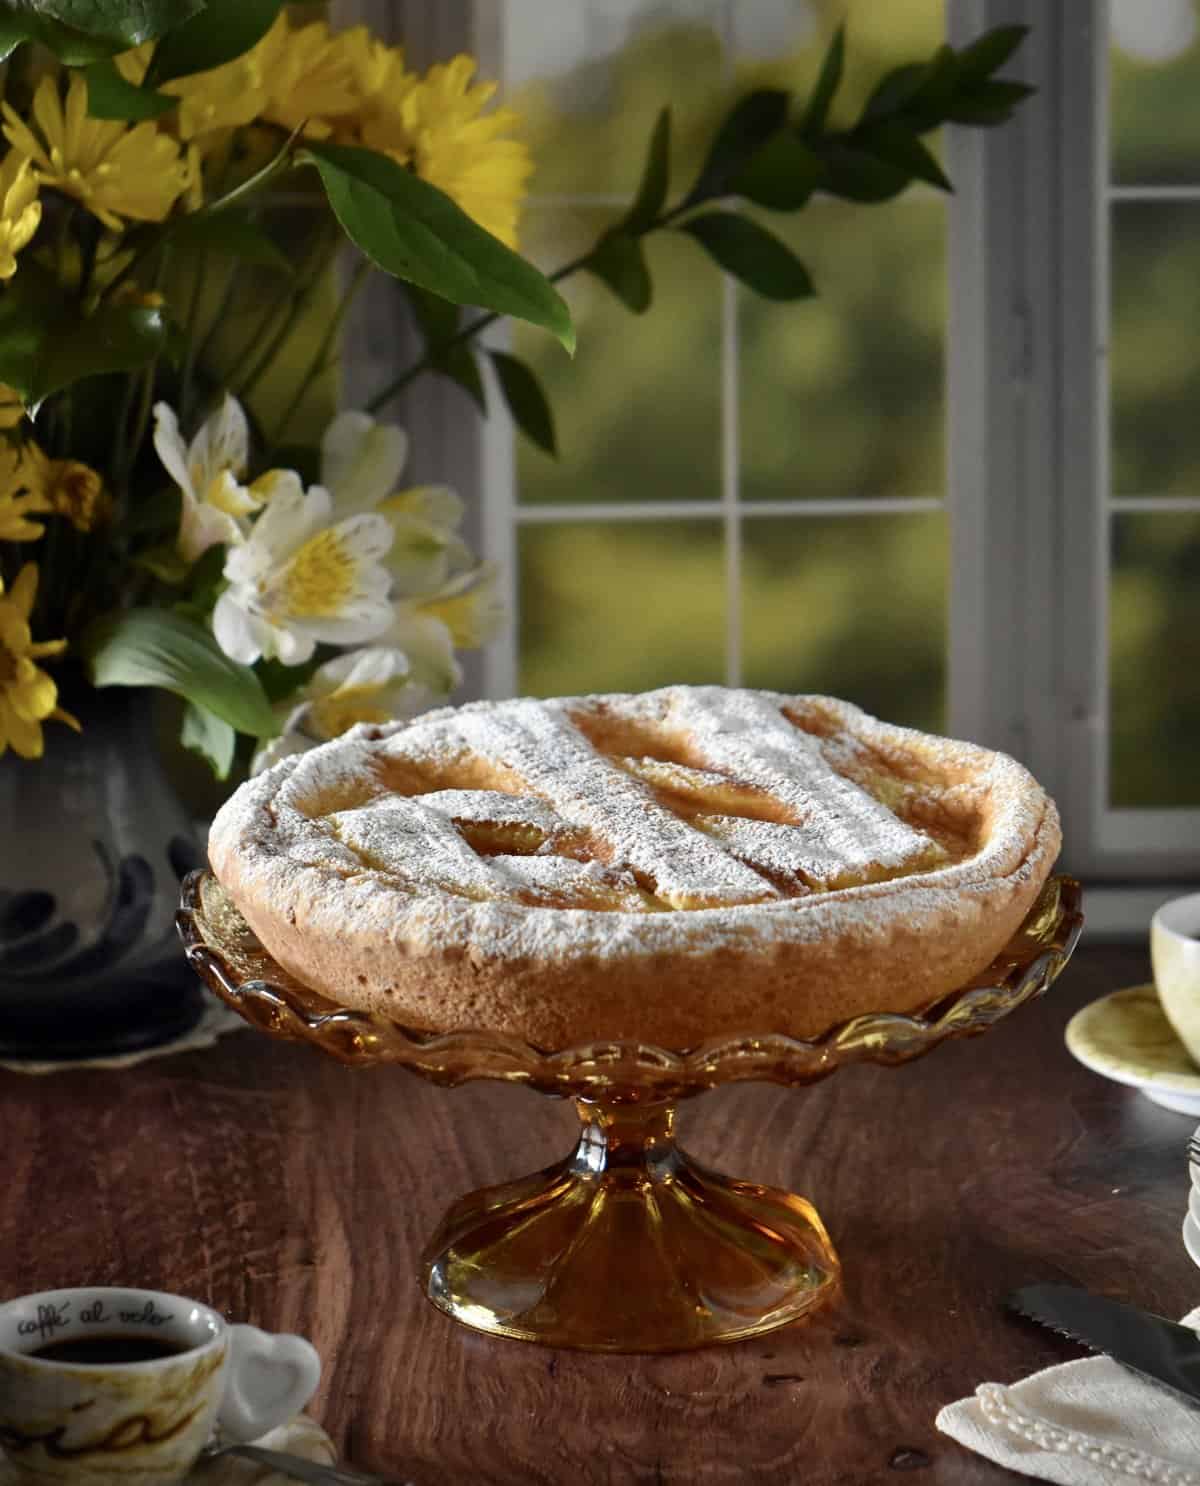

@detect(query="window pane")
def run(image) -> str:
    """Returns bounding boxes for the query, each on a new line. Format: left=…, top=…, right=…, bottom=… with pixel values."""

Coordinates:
left=502, top=0, right=725, bottom=197
left=1109, top=511, right=1200, bottom=808
left=739, top=198, right=945, bottom=502
left=513, top=208, right=722, bottom=507
left=741, top=514, right=946, bottom=732
left=1110, top=0, right=1200, bottom=185
left=518, top=522, right=725, bottom=694
left=1111, top=203, right=1200, bottom=496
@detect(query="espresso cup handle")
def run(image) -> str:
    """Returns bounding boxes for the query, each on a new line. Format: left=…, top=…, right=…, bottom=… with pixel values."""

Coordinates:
left=217, top=1324, right=322, bottom=1443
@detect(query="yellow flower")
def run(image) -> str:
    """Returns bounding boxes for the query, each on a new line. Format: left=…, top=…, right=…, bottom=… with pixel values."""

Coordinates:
left=0, top=564, right=79, bottom=760
left=259, top=16, right=362, bottom=137
left=360, top=56, right=532, bottom=248
left=21, top=442, right=109, bottom=533
left=2, top=74, right=190, bottom=231
left=337, top=28, right=405, bottom=109
left=0, top=442, right=50, bottom=542
left=0, top=148, right=41, bottom=278
left=0, top=384, right=26, bottom=430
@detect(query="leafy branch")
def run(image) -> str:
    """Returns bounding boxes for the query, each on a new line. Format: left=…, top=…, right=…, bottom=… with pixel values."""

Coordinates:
left=367, top=23, right=1034, bottom=457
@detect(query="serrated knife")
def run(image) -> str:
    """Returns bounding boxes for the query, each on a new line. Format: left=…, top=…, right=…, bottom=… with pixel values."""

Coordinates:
left=1006, top=1283, right=1200, bottom=1409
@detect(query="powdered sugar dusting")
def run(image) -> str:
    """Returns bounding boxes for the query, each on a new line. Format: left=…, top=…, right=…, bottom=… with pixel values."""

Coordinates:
left=209, top=686, right=1059, bottom=966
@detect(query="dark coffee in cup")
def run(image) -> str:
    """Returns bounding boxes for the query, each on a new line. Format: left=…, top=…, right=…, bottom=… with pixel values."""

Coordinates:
left=30, top=1334, right=193, bottom=1365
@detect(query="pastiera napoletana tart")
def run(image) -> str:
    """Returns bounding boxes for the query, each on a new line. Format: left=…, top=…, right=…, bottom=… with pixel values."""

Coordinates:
left=208, top=686, right=1062, bottom=1049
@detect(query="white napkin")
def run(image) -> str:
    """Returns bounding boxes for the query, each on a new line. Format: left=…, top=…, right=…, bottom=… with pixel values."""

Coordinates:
left=936, top=1305, right=1200, bottom=1484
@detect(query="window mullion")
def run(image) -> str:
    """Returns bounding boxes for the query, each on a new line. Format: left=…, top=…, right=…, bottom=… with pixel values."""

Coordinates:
left=946, top=0, right=1103, bottom=877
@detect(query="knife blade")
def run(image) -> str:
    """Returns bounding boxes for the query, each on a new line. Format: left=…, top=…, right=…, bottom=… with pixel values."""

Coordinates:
left=1007, top=1283, right=1200, bottom=1410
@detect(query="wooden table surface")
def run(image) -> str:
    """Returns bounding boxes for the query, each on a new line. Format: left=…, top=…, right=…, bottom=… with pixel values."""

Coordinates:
left=1, top=942, right=1197, bottom=1485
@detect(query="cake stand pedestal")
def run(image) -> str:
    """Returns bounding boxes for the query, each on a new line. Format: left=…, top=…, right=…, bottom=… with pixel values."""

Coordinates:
left=178, top=873, right=1082, bottom=1354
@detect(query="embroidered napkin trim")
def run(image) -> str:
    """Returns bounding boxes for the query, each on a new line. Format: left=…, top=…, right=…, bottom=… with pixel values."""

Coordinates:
left=974, top=1381, right=1200, bottom=1486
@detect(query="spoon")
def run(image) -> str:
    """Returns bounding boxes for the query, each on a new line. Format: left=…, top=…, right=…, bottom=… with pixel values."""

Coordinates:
left=201, top=1439, right=412, bottom=1484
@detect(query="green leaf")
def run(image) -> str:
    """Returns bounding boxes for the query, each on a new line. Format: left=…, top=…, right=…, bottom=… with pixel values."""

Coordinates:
left=735, top=130, right=822, bottom=211
left=0, top=15, right=29, bottom=60
left=0, top=266, right=169, bottom=407
left=28, top=20, right=119, bottom=62
left=84, top=56, right=177, bottom=120
left=857, top=121, right=952, bottom=193
left=898, top=45, right=964, bottom=132
left=684, top=89, right=790, bottom=207
left=0, top=265, right=68, bottom=401
left=85, top=609, right=280, bottom=738
left=23, top=0, right=203, bottom=48
left=819, top=142, right=911, bottom=203
left=133, top=544, right=191, bottom=583
left=256, top=655, right=321, bottom=705
left=861, top=61, right=934, bottom=125
left=489, top=350, right=556, bottom=457
left=800, top=25, right=845, bottom=138
left=402, top=286, right=486, bottom=411
left=181, top=700, right=237, bottom=779
left=32, top=303, right=170, bottom=407
left=944, top=79, right=1036, bottom=126
left=619, top=106, right=671, bottom=235
left=585, top=231, right=652, bottom=314
left=405, top=282, right=460, bottom=345
left=147, top=0, right=283, bottom=83
left=170, top=209, right=295, bottom=276
left=436, top=344, right=487, bottom=414
left=679, top=212, right=814, bottom=301
left=956, top=23, right=1029, bottom=84
left=303, top=142, right=575, bottom=355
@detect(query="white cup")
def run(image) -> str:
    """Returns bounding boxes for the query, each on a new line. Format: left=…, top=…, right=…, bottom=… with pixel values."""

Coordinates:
left=0, top=1286, right=320, bottom=1481
left=1151, top=892, right=1200, bottom=1066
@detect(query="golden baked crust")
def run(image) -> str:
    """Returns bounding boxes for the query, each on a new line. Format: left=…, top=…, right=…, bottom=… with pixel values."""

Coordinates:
left=208, top=687, right=1061, bottom=1049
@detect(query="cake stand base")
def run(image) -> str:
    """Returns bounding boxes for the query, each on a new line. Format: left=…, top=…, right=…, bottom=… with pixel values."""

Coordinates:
left=421, top=1097, right=840, bottom=1353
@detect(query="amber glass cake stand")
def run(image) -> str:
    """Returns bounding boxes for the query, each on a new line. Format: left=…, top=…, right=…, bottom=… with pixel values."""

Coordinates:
left=178, top=872, right=1082, bottom=1354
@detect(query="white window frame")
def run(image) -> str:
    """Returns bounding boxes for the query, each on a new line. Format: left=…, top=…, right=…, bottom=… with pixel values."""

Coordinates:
left=949, top=0, right=1199, bottom=928
left=336, top=0, right=1200, bottom=928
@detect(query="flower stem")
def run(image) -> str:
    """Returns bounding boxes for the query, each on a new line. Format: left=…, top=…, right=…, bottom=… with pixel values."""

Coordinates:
left=270, top=254, right=371, bottom=450
left=236, top=224, right=340, bottom=404
left=362, top=203, right=695, bottom=415
left=179, top=247, right=209, bottom=427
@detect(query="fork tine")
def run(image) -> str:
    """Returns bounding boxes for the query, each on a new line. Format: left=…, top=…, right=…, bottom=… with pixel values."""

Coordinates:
left=1188, top=1133, right=1200, bottom=1167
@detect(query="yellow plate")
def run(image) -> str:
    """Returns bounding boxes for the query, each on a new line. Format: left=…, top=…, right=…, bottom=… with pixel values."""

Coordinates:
left=1066, top=985, right=1200, bottom=1115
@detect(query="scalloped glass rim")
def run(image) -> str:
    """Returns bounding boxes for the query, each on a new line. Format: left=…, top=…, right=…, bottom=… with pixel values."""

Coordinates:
left=177, top=871, right=1083, bottom=1100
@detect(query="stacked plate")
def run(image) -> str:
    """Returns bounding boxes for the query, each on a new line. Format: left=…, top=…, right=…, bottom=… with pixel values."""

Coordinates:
left=1187, top=1131, right=1200, bottom=1269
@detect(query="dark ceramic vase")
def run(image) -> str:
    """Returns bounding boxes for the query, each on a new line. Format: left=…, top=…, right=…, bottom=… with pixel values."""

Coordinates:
left=0, top=682, right=207, bottom=1060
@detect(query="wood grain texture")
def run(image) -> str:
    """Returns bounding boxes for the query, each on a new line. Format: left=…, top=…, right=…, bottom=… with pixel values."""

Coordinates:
left=1, top=944, right=1196, bottom=1484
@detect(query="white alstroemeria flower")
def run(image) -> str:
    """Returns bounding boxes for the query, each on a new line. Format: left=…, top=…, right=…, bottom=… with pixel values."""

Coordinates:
left=321, top=409, right=409, bottom=517
left=248, top=646, right=435, bottom=775
left=154, top=394, right=266, bottom=562
left=376, top=484, right=472, bottom=593
left=320, top=411, right=472, bottom=590
left=212, top=480, right=394, bottom=666
left=383, top=562, right=506, bottom=693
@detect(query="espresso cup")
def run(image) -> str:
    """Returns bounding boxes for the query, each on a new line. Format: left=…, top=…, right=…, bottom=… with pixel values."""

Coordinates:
left=1151, top=891, right=1200, bottom=1066
left=0, top=1286, right=320, bottom=1481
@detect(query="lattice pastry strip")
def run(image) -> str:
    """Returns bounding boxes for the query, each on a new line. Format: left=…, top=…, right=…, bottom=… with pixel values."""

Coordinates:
left=312, top=693, right=952, bottom=912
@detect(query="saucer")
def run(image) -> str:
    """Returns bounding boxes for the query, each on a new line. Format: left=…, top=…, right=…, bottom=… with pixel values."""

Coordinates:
left=1065, top=985, right=1200, bottom=1115
left=1184, top=1211, right=1200, bottom=1272
left=0, top=1414, right=335, bottom=1482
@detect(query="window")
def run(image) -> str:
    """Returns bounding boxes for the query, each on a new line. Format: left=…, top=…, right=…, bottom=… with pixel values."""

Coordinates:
left=337, top=0, right=1200, bottom=911
left=479, top=0, right=951, bottom=743
left=947, top=0, right=1200, bottom=903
